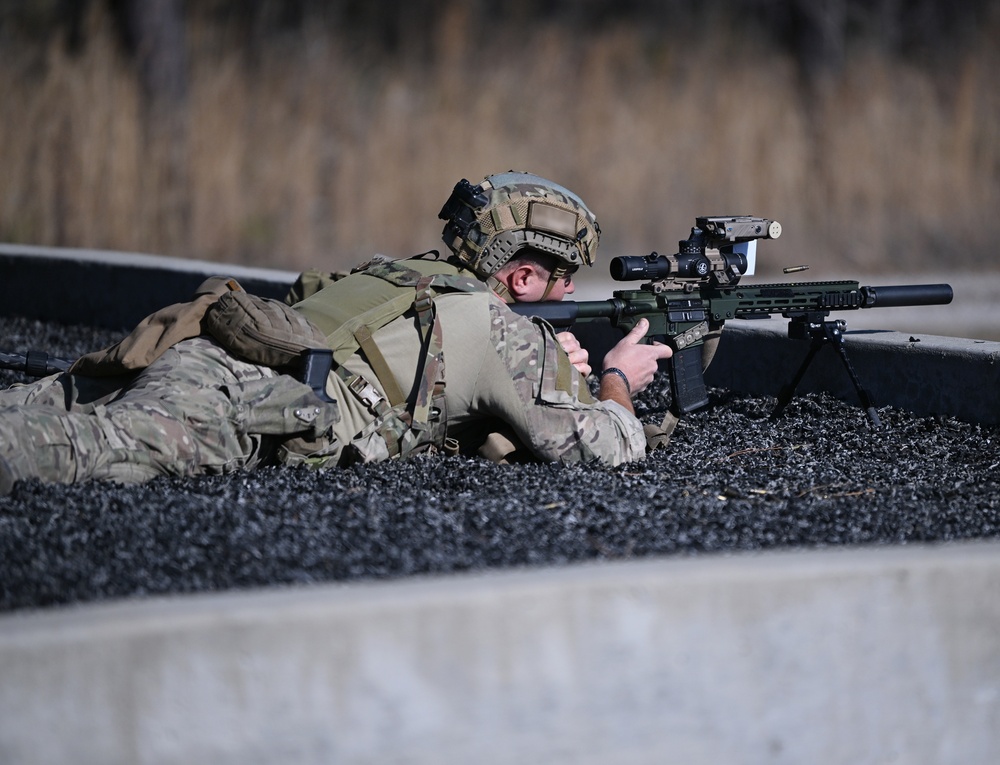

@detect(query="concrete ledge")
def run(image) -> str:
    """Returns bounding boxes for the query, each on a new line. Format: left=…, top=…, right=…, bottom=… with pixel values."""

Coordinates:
left=0, top=243, right=297, bottom=329
left=2, top=542, right=999, bottom=765
left=707, top=320, right=1000, bottom=425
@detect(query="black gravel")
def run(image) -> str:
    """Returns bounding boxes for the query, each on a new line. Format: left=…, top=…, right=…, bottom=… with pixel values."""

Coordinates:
left=2, top=316, right=998, bottom=613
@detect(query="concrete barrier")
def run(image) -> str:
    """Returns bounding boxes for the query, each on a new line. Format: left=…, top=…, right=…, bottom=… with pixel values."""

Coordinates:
left=0, top=243, right=297, bottom=329
left=706, top=320, right=1000, bottom=425
left=2, top=542, right=999, bottom=765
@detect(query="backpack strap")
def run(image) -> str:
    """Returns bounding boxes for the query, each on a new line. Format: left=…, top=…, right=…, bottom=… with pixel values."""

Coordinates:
left=321, top=258, right=485, bottom=459
left=352, top=324, right=406, bottom=407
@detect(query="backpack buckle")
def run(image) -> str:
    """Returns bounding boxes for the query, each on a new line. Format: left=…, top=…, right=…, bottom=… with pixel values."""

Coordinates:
left=347, top=375, right=388, bottom=415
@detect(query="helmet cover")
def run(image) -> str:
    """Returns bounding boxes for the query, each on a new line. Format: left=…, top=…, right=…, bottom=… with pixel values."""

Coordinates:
left=438, top=171, right=601, bottom=279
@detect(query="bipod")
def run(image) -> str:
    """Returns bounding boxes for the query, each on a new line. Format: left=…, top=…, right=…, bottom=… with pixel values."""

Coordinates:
left=770, top=312, right=881, bottom=428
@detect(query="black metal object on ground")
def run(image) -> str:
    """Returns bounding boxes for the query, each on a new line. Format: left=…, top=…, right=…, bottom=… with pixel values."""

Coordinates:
left=1, top=315, right=998, bottom=613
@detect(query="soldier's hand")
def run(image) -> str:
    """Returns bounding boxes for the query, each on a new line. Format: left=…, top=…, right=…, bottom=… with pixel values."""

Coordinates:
left=602, top=318, right=672, bottom=395
left=556, top=331, right=592, bottom=378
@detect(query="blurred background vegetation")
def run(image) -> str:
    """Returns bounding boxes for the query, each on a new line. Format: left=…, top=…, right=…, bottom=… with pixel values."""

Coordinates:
left=1, top=0, right=998, bottom=286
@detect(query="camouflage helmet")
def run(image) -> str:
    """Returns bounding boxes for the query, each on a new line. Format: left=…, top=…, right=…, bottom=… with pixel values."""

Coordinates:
left=438, top=171, right=601, bottom=280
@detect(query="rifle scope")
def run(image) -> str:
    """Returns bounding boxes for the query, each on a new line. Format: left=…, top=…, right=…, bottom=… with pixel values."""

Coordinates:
left=610, top=216, right=780, bottom=283
left=609, top=250, right=750, bottom=282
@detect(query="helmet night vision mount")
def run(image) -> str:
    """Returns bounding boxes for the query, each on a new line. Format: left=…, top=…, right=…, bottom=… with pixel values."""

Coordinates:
left=610, top=215, right=782, bottom=292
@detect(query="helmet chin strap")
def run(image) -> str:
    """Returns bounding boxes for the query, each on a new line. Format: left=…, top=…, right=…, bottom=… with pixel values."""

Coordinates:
left=539, top=265, right=568, bottom=301
left=488, top=275, right=513, bottom=303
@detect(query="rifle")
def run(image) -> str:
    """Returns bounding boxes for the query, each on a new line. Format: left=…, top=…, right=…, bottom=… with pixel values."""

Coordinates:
left=511, top=216, right=953, bottom=427
left=0, top=349, right=72, bottom=377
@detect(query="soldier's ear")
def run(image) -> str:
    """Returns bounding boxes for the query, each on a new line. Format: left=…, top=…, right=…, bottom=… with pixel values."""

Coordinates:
left=504, top=262, right=545, bottom=300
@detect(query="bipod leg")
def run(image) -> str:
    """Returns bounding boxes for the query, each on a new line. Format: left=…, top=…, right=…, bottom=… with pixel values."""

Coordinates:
left=829, top=334, right=881, bottom=428
left=770, top=339, right=824, bottom=420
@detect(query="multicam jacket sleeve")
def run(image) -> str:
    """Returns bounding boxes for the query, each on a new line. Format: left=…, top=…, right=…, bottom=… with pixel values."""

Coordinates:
left=469, top=300, right=647, bottom=466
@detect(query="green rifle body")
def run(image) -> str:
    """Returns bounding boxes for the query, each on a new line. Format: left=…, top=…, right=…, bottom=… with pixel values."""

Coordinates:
left=511, top=280, right=953, bottom=414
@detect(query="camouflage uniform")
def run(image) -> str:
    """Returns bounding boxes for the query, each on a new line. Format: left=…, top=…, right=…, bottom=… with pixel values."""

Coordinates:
left=294, top=256, right=646, bottom=466
left=0, top=337, right=337, bottom=486
left=0, top=257, right=645, bottom=491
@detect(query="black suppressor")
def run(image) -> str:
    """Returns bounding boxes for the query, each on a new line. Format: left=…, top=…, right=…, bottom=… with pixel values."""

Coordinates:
left=860, top=284, right=954, bottom=308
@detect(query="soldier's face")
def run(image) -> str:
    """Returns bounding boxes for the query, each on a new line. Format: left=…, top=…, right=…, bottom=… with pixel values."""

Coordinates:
left=517, top=266, right=575, bottom=302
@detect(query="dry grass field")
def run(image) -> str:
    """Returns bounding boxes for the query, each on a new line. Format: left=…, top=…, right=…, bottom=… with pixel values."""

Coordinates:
left=0, top=1, right=998, bottom=284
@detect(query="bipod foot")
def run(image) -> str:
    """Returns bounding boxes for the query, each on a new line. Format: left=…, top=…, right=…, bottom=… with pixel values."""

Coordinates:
left=829, top=331, right=881, bottom=428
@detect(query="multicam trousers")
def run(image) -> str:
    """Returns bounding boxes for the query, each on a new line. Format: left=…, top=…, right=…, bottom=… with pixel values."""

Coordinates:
left=0, top=337, right=336, bottom=487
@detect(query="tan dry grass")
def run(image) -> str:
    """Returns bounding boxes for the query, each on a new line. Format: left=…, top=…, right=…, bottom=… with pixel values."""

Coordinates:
left=1, top=3, right=998, bottom=278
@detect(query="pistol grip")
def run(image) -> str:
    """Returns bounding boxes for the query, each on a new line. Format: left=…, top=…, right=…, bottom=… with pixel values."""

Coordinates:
left=299, top=348, right=336, bottom=403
